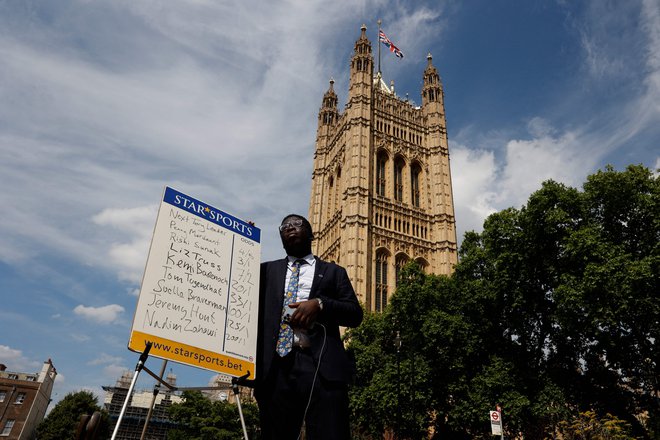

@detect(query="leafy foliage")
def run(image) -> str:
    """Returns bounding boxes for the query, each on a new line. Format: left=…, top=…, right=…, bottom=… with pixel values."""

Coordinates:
left=347, top=165, right=659, bottom=439
left=167, top=390, right=260, bottom=440
left=557, top=411, right=636, bottom=440
left=36, top=390, right=109, bottom=440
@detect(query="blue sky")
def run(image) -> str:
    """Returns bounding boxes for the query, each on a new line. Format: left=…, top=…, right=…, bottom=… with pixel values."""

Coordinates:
left=1, top=0, right=658, bottom=406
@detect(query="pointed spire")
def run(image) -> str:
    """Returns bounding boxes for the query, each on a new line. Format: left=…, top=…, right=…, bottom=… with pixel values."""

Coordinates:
left=319, top=77, right=339, bottom=126
left=349, top=24, right=373, bottom=96
left=424, top=53, right=440, bottom=78
left=422, top=52, right=443, bottom=106
left=353, top=24, right=371, bottom=55
left=323, top=77, right=337, bottom=105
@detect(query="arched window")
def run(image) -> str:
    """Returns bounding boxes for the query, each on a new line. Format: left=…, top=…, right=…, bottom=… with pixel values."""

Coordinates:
left=376, top=152, right=387, bottom=197
left=327, top=175, right=334, bottom=219
left=334, top=166, right=341, bottom=211
left=394, top=157, right=405, bottom=202
left=375, top=251, right=389, bottom=312
left=415, top=258, right=429, bottom=273
left=395, top=254, right=409, bottom=286
left=411, top=163, right=421, bottom=207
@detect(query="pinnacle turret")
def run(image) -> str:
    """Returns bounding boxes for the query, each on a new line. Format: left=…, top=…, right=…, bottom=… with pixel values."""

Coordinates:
left=319, top=78, right=339, bottom=126
left=349, top=25, right=373, bottom=98
left=422, top=52, right=444, bottom=107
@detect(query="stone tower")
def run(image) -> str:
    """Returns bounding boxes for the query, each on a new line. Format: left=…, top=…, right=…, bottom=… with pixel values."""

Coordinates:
left=309, top=25, right=458, bottom=312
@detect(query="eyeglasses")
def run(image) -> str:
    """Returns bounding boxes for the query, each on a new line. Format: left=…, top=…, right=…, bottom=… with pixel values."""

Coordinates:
left=279, top=219, right=304, bottom=232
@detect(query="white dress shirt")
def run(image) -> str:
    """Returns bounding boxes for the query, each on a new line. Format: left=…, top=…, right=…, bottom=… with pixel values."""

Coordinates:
left=284, top=254, right=316, bottom=347
left=285, top=254, right=315, bottom=300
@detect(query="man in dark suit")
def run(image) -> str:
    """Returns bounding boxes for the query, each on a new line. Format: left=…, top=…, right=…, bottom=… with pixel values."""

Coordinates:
left=254, top=214, right=363, bottom=440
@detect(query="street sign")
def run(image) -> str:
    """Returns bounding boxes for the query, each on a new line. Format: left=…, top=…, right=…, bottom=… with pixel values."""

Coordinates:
left=490, top=410, right=502, bottom=436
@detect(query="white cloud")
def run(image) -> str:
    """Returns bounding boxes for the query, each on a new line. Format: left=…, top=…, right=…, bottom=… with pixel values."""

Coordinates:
left=73, top=304, right=125, bottom=324
left=107, top=243, right=151, bottom=284
left=93, top=206, right=157, bottom=283
left=572, top=0, right=660, bottom=148
left=93, top=206, right=158, bottom=235
left=526, top=117, right=556, bottom=138
left=451, top=120, right=603, bottom=241
left=450, top=145, right=498, bottom=237
left=88, top=353, right=125, bottom=366
left=639, top=0, right=660, bottom=124
left=499, top=131, right=587, bottom=207
left=70, top=333, right=91, bottom=343
left=575, top=2, right=643, bottom=81
left=103, top=364, right=129, bottom=380
left=0, top=345, right=41, bottom=372
left=0, top=0, right=355, bottom=279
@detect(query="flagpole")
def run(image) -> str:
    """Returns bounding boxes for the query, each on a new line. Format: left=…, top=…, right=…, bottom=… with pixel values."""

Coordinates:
left=377, top=19, right=382, bottom=75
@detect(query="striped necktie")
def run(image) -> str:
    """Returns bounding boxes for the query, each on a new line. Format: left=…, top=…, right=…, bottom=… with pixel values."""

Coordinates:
left=276, top=259, right=303, bottom=356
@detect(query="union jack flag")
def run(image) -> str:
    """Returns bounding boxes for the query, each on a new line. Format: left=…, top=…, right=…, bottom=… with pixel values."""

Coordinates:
left=379, top=29, right=404, bottom=58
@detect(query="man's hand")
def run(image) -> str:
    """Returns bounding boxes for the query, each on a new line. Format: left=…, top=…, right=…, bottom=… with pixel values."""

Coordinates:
left=288, top=299, right=321, bottom=329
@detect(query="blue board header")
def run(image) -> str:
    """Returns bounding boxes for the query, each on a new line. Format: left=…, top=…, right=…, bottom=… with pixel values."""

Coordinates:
left=163, top=187, right=260, bottom=242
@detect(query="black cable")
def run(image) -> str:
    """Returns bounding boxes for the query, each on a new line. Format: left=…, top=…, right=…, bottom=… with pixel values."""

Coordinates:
left=297, top=322, right=327, bottom=440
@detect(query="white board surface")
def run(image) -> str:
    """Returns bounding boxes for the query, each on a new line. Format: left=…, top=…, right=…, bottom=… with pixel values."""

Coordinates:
left=129, top=187, right=260, bottom=379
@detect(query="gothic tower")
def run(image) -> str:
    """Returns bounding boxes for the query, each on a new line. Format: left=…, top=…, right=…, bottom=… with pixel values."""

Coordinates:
left=309, top=25, right=458, bottom=311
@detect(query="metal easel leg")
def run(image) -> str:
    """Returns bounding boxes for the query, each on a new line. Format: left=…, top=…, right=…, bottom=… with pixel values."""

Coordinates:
left=232, top=373, right=251, bottom=440
left=139, top=359, right=168, bottom=440
left=111, top=342, right=152, bottom=440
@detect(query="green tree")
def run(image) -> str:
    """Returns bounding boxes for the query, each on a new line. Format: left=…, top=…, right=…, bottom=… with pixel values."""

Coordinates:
left=36, top=390, right=109, bottom=440
left=348, top=264, right=471, bottom=439
left=347, top=165, right=659, bottom=439
left=167, top=390, right=260, bottom=440
left=452, top=165, right=658, bottom=438
left=557, top=410, right=636, bottom=440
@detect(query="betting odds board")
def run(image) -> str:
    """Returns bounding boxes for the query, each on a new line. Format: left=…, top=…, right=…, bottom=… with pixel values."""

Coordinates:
left=128, top=187, right=260, bottom=379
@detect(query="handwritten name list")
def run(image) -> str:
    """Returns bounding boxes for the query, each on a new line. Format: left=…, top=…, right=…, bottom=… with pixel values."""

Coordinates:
left=129, top=187, right=260, bottom=376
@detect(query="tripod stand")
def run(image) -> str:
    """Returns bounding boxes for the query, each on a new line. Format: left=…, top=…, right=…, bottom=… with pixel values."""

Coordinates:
left=111, top=343, right=253, bottom=440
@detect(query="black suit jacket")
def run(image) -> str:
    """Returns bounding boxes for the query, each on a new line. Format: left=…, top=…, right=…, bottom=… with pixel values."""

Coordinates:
left=255, top=257, right=363, bottom=385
